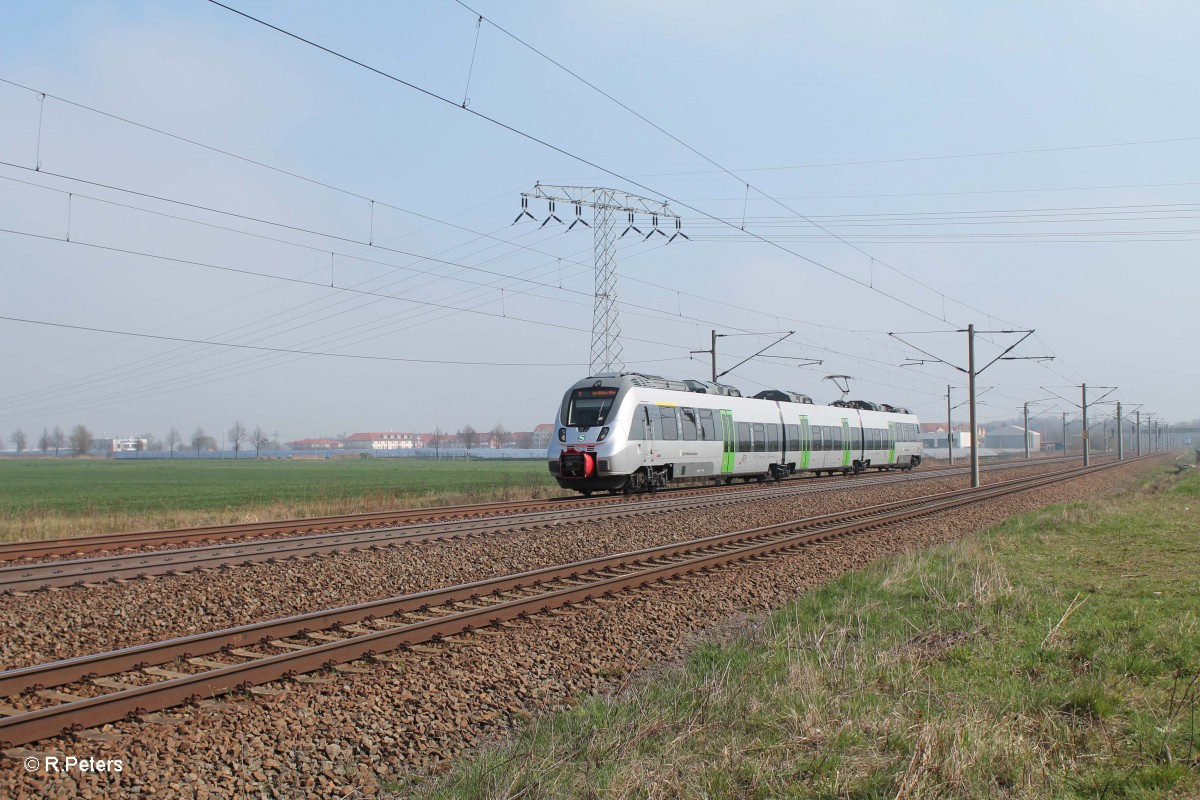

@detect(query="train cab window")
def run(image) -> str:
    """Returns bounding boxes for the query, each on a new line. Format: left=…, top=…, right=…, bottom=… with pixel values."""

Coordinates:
left=658, top=406, right=679, bottom=440
left=566, top=387, right=619, bottom=427
left=766, top=423, right=780, bottom=452
left=786, top=424, right=800, bottom=451
left=698, top=409, right=716, bottom=441
left=628, top=404, right=651, bottom=440
left=737, top=422, right=752, bottom=452
left=681, top=408, right=698, bottom=441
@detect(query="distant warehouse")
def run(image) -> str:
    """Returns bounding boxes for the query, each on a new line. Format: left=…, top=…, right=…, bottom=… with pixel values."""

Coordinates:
left=986, top=425, right=1041, bottom=451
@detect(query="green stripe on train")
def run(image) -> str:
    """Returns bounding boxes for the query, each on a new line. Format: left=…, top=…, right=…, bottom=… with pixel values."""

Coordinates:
left=800, top=416, right=811, bottom=469
left=841, top=417, right=851, bottom=466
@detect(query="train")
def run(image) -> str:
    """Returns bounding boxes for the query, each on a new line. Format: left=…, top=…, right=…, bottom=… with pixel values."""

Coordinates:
left=547, top=372, right=923, bottom=495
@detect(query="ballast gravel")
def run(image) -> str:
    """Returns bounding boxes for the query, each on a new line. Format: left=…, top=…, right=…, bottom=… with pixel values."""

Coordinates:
left=0, top=456, right=1168, bottom=799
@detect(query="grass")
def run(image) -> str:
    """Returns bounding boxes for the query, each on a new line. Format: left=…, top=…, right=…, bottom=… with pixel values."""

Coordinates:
left=413, top=464, right=1200, bottom=799
left=0, top=458, right=564, bottom=541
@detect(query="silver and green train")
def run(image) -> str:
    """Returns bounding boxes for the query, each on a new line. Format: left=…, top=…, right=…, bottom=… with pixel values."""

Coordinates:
left=547, top=372, right=923, bottom=495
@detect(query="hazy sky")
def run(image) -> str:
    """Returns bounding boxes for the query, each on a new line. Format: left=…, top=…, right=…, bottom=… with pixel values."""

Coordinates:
left=2, top=1, right=1197, bottom=443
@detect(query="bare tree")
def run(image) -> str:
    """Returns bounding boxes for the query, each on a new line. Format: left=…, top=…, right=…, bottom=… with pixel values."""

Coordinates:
left=514, top=431, right=533, bottom=449
left=191, top=426, right=207, bottom=457
left=38, top=428, right=50, bottom=453
left=458, top=424, right=478, bottom=450
left=9, top=430, right=27, bottom=453
left=68, top=424, right=94, bottom=455
left=50, top=426, right=66, bottom=457
left=252, top=426, right=270, bottom=458
left=489, top=423, right=509, bottom=449
left=166, top=427, right=182, bottom=459
left=229, top=421, right=247, bottom=458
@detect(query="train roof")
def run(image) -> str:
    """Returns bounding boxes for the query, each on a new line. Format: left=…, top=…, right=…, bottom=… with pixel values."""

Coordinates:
left=581, top=373, right=911, bottom=413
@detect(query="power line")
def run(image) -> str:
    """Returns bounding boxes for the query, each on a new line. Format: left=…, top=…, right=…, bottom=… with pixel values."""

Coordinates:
left=0, top=314, right=587, bottom=367
left=205, top=0, right=981, bottom=329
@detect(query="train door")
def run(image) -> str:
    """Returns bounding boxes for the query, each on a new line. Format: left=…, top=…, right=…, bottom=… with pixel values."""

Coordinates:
left=719, top=410, right=735, bottom=475
left=841, top=417, right=852, bottom=468
left=799, top=415, right=811, bottom=470
left=631, top=404, right=654, bottom=467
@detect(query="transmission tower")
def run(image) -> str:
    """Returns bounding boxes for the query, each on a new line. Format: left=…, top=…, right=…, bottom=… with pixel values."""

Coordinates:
left=518, top=184, right=685, bottom=374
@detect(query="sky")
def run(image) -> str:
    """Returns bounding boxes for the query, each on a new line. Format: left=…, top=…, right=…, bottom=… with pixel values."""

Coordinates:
left=1, top=0, right=1197, bottom=445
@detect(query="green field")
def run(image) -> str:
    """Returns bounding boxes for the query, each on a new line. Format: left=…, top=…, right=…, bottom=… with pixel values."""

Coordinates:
left=0, top=457, right=562, bottom=541
left=418, top=464, right=1200, bottom=799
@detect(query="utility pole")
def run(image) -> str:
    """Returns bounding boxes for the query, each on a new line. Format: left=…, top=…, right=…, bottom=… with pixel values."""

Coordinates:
left=1063, top=412, right=1069, bottom=455
left=1136, top=411, right=1142, bottom=456
left=520, top=185, right=684, bottom=374
left=1116, top=402, right=1123, bottom=461
left=968, top=324, right=979, bottom=486
left=710, top=330, right=716, bottom=382
left=946, top=385, right=953, bottom=465
left=1024, top=402, right=1031, bottom=460
left=1082, top=384, right=1089, bottom=467
left=890, top=326, right=1044, bottom=488
left=690, top=330, right=720, bottom=382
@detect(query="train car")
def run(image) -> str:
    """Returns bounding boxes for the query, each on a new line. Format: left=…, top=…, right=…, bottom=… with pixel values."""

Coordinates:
left=547, top=372, right=923, bottom=495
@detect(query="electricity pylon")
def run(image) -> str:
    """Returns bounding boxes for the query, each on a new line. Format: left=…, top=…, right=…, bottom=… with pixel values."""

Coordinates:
left=519, top=184, right=685, bottom=374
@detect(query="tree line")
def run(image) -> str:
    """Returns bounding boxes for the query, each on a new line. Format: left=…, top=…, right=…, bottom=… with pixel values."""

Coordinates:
left=7, top=421, right=278, bottom=458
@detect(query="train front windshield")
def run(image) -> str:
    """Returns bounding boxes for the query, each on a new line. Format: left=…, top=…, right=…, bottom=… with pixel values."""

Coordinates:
left=565, top=387, right=619, bottom=427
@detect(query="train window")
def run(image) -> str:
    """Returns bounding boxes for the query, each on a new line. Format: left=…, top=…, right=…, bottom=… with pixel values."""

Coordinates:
left=681, top=408, right=698, bottom=441
left=751, top=423, right=766, bottom=452
left=737, top=422, right=752, bottom=452
left=628, top=404, right=648, bottom=440
left=832, top=426, right=843, bottom=450
left=698, top=409, right=716, bottom=441
left=659, top=406, right=679, bottom=440
left=766, top=423, right=780, bottom=452
left=786, top=424, right=800, bottom=451
left=566, top=387, right=618, bottom=427
left=827, top=426, right=837, bottom=451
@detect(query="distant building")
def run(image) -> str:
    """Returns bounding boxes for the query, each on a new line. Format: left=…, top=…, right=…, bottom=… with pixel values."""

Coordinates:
left=919, top=423, right=978, bottom=450
left=287, top=438, right=344, bottom=451
left=344, top=432, right=419, bottom=451
left=987, top=425, right=1041, bottom=451
left=531, top=423, right=555, bottom=450
left=95, top=437, right=150, bottom=453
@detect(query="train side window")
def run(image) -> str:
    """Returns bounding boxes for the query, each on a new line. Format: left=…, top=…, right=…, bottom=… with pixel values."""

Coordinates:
left=751, top=423, right=766, bottom=452
left=786, top=424, right=800, bottom=451
left=766, top=423, right=780, bottom=452
left=659, top=406, right=679, bottom=440
left=699, top=409, right=716, bottom=441
left=828, top=426, right=838, bottom=451
left=681, top=408, right=698, bottom=441
left=737, top=422, right=752, bottom=452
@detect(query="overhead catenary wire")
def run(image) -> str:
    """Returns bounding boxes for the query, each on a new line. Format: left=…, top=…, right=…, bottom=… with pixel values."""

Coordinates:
left=0, top=72, right=1059, bottom=397
left=205, top=0, right=989, bottom=331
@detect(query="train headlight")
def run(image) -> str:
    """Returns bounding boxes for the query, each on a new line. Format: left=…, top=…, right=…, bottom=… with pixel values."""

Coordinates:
left=597, top=426, right=610, bottom=442
left=558, top=427, right=566, bottom=442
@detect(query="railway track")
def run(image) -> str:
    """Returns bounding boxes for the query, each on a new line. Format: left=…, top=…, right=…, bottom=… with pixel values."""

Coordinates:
left=0, top=454, right=1143, bottom=749
left=0, top=458, right=1094, bottom=593
left=0, top=455, right=1095, bottom=564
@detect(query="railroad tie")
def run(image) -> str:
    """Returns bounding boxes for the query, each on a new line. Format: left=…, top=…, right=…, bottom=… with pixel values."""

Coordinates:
left=142, top=666, right=190, bottom=679
left=91, top=676, right=140, bottom=691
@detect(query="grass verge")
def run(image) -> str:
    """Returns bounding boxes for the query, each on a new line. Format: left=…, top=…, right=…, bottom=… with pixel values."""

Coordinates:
left=416, top=466, right=1200, bottom=799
